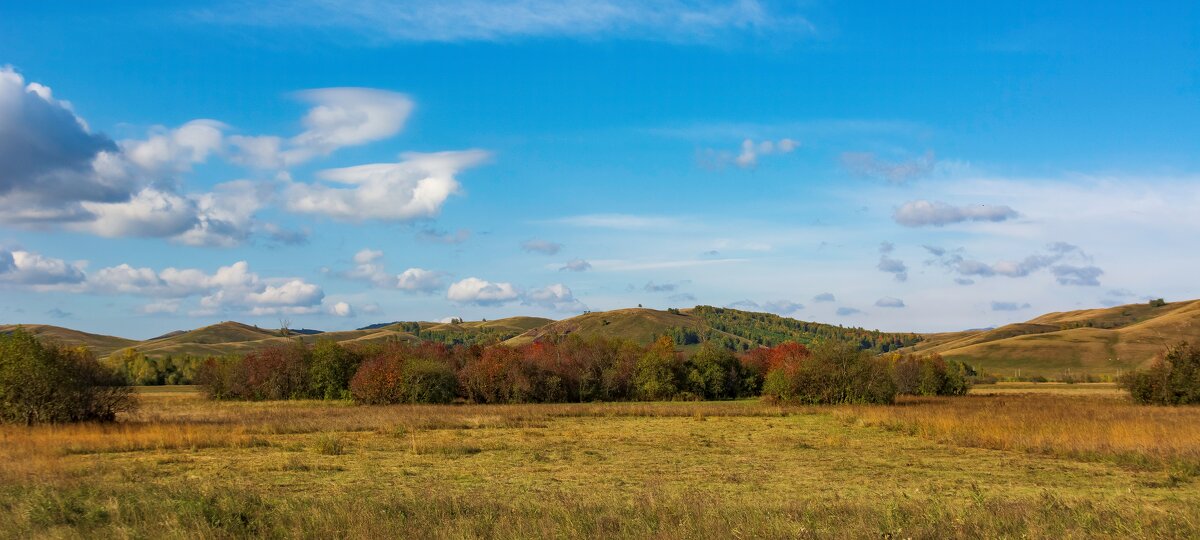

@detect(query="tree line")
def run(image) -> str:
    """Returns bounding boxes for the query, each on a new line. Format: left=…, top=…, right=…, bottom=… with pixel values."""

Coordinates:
left=194, top=334, right=973, bottom=406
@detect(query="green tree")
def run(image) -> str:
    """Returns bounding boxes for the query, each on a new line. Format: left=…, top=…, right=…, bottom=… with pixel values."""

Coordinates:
left=308, top=339, right=360, bottom=399
left=0, top=329, right=135, bottom=425
left=634, top=336, right=681, bottom=400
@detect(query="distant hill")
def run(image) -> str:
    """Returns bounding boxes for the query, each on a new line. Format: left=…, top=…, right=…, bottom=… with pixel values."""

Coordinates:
left=0, top=324, right=137, bottom=357
left=905, top=300, right=1200, bottom=376
left=504, top=307, right=922, bottom=353
left=7, top=301, right=1198, bottom=376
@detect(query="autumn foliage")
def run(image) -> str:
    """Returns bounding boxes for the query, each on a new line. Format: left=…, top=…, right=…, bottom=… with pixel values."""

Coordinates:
left=196, top=333, right=975, bottom=406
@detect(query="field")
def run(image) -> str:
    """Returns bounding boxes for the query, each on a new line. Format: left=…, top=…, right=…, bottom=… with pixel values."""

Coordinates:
left=1, top=386, right=1198, bottom=538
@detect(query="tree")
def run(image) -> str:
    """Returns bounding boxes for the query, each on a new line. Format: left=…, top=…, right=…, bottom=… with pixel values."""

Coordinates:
left=0, top=329, right=135, bottom=425
left=634, top=336, right=681, bottom=400
left=686, top=341, right=741, bottom=399
left=1121, top=342, right=1200, bottom=405
left=308, top=339, right=360, bottom=399
left=761, top=340, right=896, bottom=405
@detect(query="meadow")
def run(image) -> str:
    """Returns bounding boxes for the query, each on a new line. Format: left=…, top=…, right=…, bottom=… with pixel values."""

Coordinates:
left=1, top=384, right=1198, bottom=539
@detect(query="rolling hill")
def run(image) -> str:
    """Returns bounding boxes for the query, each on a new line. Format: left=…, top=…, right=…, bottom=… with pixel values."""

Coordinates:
left=504, top=307, right=922, bottom=353
left=906, top=300, right=1200, bottom=376
left=0, top=324, right=138, bottom=357
left=6, top=301, right=1198, bottom=377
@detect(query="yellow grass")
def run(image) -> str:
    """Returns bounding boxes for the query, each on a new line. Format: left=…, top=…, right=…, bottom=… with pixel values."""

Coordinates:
left=2, top=389, right=1199, bottom=538
left=837, top=394, right=1200, bottom=473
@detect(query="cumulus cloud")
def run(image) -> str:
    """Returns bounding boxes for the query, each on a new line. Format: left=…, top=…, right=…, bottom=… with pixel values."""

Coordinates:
left=668, top=293, right=697, bottom=303
left=836, top=307, right=863, bottom=316
left=925, top=242, right=1102, bottom=287
left=123, top=119, right=225, bottom=175
left=524, top=283, right=587, bottom=312
left=700, top=137, right=798, bottom=169
left=447, top=277, right=521, bottom=305
left=874, top=297, right=905, bottom=308
left=840, top=151, right=935, bottom=183
left=2, top=249, right=326, bottom=315
left=877, top=242, right=908, bottom=282
left=560, top=259, right=591, bottom=272
left=230, top=88, right=414, bottom=168
left=893, top=200, right=1019, bottom=227
left=522, top=239, right=563, bottom=255
left=813, top=292, right=836, bottom=302
left=284, top=149, right=489, bottom=222
left=327, top=301, right=354, bottom=317
left=0, top=67, right=127, bottom=219
left=342, top=248, right=443, bottom=292
left=0, top=250, right=87, bottom=287
left=991, top=301, right=1031, bottom=312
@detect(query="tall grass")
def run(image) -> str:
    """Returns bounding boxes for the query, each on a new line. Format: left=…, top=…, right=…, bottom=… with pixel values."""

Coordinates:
left=836, top=394, right=1200, bottom=472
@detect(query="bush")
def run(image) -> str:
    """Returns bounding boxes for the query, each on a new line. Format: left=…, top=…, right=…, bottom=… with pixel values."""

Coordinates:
left=0, top=329, right=136, bottom=424
left=684, top=342, right=743, bottom=399
left=349, top=342, right=458, bottom=404
left=307, top=339, right=361, bottom=400
left=887, top=353, right=972, bottom=396
left=761, top=341, right=896, bottom=404
left=241, top=344, right=311, bottom=400
left=1121, top=342, right=1200, bottom=405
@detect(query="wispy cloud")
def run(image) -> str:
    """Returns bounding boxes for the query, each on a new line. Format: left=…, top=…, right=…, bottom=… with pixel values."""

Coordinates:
left=195, top=0, right=813, bottom=45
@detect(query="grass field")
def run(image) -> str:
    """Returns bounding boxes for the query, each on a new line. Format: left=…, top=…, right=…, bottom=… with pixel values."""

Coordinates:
left=2, top=387, right=1198, bottom=538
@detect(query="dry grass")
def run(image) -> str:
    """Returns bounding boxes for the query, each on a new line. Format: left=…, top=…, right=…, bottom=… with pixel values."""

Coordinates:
left=2, top=388, right=1199, bottom=538
left=836, top=394, right=1200, bottom=473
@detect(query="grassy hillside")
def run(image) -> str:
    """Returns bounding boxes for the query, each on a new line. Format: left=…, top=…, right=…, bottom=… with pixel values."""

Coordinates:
left=908, top=300, right=1200, bottom=376
left=505, top=306, right=922, bottom=353
left=505, top=308, right=737, bottom=348
left=0, top=324, right=137, bottom=357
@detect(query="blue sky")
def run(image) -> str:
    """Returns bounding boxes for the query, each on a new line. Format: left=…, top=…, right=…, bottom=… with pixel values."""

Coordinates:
left=1, top=1, right=1198, bottom=338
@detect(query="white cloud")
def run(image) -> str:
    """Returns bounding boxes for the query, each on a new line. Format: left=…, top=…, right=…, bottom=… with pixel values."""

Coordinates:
left=342, top=248, right=443, bottom=292
left=0, top=250, right=87, bottom=287
left=123, top=119, right=225, bottom=174
left=699, top=137, right=798, bottom=169
left=813, top=292, right=836, bottom=302
left=139, top=300, right=182, bottom=315
left=446, top=277, right=520, bottom=305
left=894, top=200, right=1019, bottom=227
left=560, top=259, right=592, bottom=272
left=284, top=149, right=489, bottom=221
left=328, top=301, right=354, bottom=317
left=200, top=0, right=811, bottom=44
left=925, top=242, right=1101, bottom=286
left=524, top=283, right=586, bottom=312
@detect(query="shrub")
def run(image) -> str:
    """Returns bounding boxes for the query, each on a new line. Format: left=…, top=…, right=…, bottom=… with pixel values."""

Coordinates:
left=886, top=353, right=971, bottom=396
left=1121, top=342, right=1200, bottom=405
left=241, top=344, right=311, bottom=400
left=307, top=339, right=361, bottom=400
left=349, top=343, right=458, bottom=404
left=195, top=356, right=245, bottom=400
left=761, top=341, right=896, bottom=404
left=0, top=329, right=136, bottom=424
